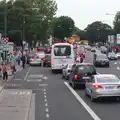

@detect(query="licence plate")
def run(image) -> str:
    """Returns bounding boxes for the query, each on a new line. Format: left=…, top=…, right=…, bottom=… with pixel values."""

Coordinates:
left=101, top=63, right=105, bottom=65
left=83, top=77, right=90, bottom=79
left=105, top=86, right=115, bottom=89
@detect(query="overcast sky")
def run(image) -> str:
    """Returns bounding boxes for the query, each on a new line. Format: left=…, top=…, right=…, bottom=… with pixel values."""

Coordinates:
left=55, top=0, right=120, bottom=30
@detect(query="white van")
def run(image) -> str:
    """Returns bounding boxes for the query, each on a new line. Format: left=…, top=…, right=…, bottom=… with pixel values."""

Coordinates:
left=51, top=43, right=75, bottom=72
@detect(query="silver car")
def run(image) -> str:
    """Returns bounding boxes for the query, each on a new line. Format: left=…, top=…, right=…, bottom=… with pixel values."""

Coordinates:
left=85, top=74, right=120, bottom=102
left=62, top=64, right=72, bottom=80
left=29, top=55, right=42, bottom=66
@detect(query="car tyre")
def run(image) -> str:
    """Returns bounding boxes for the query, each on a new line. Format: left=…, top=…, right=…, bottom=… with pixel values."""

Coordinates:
left=43, top=64, right=46, bottom=67
left=91, top=96, right=97, bottom=102
left=72, top=83, right=77, bottom=89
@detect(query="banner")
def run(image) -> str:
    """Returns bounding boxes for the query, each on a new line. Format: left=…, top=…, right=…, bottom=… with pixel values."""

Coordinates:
left=117, top=34, right=120, bottom=44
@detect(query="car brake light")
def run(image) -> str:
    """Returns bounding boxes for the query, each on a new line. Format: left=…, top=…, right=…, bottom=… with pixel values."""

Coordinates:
left=51, top=60, right=54, bottom=64
left=84, top=64, right=88, bottom=67
left=42, top=58, right=46, bottom=61
left=74, top=74, right=78, bottom=80
left=93, top=84, right=103, bottom=89
left=29, top=59, right=33, bottom=62
left=117, top=85, right=120, bottom=88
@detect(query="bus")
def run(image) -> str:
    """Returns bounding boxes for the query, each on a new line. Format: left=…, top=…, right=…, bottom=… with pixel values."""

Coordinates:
left=51, top=43, right=75, bottom=73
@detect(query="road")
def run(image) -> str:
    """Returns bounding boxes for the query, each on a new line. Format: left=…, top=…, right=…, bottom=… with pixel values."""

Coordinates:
left=0, top=50, right=120, bottom=120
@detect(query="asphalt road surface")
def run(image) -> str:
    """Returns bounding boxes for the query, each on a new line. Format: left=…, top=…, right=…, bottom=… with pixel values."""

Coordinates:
left=0, top=50, right=120, bottom=120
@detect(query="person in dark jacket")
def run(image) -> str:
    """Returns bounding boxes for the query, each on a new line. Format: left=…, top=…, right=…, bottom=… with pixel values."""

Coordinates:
left=21, top=55, right=26, bottom=69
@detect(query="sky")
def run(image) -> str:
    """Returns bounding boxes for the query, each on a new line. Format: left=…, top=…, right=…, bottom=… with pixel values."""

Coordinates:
left=55, top=0, right=120, bottom=30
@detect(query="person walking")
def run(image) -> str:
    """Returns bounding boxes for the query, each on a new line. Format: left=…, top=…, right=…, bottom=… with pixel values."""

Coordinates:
left=1, top=63, right=8, bottom=81
left=21, top=55, right=26, bottom=69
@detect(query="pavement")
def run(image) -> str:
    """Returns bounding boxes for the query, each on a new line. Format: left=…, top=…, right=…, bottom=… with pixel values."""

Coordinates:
left=0, top=51, right=119, bottom=120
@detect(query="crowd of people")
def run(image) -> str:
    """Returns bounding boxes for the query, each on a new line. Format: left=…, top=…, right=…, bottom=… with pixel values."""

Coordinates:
left=0, top=50, right=27, bottom=81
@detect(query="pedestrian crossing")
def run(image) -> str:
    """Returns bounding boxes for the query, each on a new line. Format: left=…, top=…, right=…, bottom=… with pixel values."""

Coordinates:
left=26, top=74, right=48, bottom=82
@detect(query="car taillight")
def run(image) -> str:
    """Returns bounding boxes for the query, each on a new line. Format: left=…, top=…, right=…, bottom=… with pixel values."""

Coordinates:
left=74, top=74, right=78, bottom=80
left=29, top=59, right=33, bottom=62
left=117, top=85, right=120, bottom=88
left=42, top=58, right=46, bottom=61
left=93, top=84, right=103, bottom=89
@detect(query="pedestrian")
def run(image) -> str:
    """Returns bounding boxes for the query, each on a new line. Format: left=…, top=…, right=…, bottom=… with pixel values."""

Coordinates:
left=21, top=55, right=26, bottom=69
left=80, top=55, right=84, bottom=63
left=1, top=63, right=8, bottom=81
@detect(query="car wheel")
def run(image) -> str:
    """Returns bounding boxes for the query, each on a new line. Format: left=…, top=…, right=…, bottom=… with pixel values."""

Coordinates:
left=43, top=64, right=46, bottom=67
left=91, top=96, right=97, bottom=102
left=72, top=83, right=77, bottom=89
left=107, top=64, right=109, bottom=68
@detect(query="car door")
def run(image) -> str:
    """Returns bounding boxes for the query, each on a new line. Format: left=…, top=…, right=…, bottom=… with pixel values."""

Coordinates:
left=88, top=77, right=95, bottom=96
left=69, top=64, right=76, bottom=81
left=86, top=77, right=95, bottom=95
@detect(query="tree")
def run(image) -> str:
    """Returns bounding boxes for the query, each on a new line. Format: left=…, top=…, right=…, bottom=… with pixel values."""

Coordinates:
left=113, top=11, right=120, bottom=35
left=0, top=0, right=57, bottom=46
left=53, top=16, right=75, bottom=40
left=74, top=30, right=87, bottom=40
left=85, top=21, right=113, bottom=44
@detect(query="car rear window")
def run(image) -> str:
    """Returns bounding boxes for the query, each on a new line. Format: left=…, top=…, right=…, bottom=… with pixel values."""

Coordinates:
left=96, top=76, right=119, bottom=83
left=77, top=65, right=96, bottom=74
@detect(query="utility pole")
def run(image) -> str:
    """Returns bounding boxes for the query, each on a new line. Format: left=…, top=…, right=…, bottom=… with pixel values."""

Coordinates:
left=4, top=0, right=7, bottom=38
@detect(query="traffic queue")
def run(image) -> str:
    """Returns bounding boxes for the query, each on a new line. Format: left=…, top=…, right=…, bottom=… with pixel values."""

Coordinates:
left=26, top=42, right=120, bottom=102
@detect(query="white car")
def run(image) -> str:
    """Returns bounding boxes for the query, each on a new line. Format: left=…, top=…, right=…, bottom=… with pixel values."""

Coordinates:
left=62, top=64, right=72, bottom=80
left=116, top=53, right=120, bottom=59
left=85, top=74, right=120, bottom=102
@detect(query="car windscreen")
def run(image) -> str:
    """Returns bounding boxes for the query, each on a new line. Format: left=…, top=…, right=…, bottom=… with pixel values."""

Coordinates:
left=96, top=76, right=119, bottom=83
left=54, top=45, right=71, bottom=56
left=77, top=65, right=96, bottom=74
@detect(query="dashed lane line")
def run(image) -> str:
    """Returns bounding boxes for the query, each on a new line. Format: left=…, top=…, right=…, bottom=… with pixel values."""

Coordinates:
left=24, top=67, right=31, bottom=81
left=43, top=88, right=50, bottom=119
left=64, top=82, right=101, bottom=120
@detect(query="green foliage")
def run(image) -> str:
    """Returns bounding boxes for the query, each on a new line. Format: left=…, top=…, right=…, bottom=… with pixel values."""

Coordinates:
left=0, top=0, right=57, bottom=46
left=85, top=21, right=113, bottom=43
left=114, top=11, right=120, bottom=34
left=52, top=16, right=75, bottom=40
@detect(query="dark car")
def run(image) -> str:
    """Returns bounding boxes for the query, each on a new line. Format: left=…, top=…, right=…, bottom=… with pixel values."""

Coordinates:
left=69, top=63, right=97, bottom=89
left=43, top=54, right=51, bottom=67
left=93, top=54, right=109, bottom=67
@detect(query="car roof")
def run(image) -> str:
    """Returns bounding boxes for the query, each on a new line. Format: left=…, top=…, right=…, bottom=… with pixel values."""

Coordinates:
left=94, top=74, right=116, bottom=78
left=75, top=63, right=94, bottom=66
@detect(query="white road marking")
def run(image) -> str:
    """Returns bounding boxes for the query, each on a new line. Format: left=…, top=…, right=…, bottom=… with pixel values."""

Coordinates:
left=97, top=72, right=100, bottom=75
left=44, top=89, right=46, bottom=91
left=64, top=82, right=101, bottom=120
left=45, top=99, right=47, bottom=102
left=39, top=84, right=48, bottom=86
left=45, top=103, right=48, bottom=106
left=44, top=92, right=46, bottom=95
left=44, top=95, right=47, bottom=98
left=43, top=76, right=48, bottom=80
left=27, top=79, right=42, bottom=82
left=46, top=114, right=49, bottom=118
left=14, top=79, right=21, bottom=80
left=24, top=67, right=31, bottom=81
left=117, top=66, right=120, bottom=70
left=114, top=62, right=117, bottom=64
left=46, top=108, right=49, bottom=112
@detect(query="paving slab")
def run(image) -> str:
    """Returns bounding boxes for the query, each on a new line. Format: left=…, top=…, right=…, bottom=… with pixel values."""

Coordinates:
left=0, top=89, right=32, bottom=120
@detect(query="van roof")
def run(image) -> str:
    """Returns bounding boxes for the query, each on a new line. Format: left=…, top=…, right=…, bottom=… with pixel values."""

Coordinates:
left=53, top=43, right=71, bottom=46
